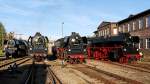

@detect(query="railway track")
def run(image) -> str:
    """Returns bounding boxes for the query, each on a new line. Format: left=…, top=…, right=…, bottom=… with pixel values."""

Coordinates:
left=102, top=61, right=150, bottom=73
left=23, top=61, right=62, bottom=84
left=0, top=56, right=31, bottom=70
left=0, top=57, right=7, bottom=61
left=71, top=64, right=142, bottom=84
left=129, top=62, right=150, bottom=70
left=47, top=65, right=62, bottom=84
left=23, top=61, right=35, bottom=84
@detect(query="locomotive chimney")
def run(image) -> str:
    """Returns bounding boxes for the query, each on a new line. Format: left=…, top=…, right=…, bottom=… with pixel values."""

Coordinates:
left=72, top=32, right=76, bottom=35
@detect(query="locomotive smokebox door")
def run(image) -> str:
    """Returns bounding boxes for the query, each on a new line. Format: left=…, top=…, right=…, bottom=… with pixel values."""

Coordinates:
left=131, top=36, right=139, bottom=43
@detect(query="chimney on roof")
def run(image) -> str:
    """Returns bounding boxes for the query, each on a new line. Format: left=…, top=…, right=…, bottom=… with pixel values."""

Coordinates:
left=128, top=14, right=134, bottom=18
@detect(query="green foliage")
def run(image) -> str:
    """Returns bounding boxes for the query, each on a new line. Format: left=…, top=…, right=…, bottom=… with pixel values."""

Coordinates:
left=0, top=22, right=6, bottom=49
left=0, top=49, right=4, bottom=56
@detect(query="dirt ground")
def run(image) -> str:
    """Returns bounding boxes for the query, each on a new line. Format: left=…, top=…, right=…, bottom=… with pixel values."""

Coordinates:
left=86, top=59, right=150, bottom=84
left=46, top=60, right=105, bottom=84
left=140, top=49, right=150, bottom=62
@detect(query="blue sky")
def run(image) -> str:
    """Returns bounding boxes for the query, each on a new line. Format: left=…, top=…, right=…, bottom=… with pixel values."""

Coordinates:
left=0, top=0, right=149, bottom=40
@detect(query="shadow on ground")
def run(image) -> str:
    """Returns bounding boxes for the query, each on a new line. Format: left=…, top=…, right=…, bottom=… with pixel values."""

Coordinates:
left=47, top=55, right=57, bottom=61
left=0, top=63, right=48, bottom=84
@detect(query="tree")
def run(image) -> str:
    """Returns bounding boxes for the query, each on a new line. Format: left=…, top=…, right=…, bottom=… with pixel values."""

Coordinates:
left=0, top=22, right=6, bottom=49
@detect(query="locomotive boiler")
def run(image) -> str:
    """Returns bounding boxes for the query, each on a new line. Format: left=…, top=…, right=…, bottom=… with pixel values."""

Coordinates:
left=87, top=33, right=142, bottom=63
left=55, top=32, right=87, bottom=63
left=5, top=39, right=29, bottom=58
left=28, top=32, right=49, bottom=61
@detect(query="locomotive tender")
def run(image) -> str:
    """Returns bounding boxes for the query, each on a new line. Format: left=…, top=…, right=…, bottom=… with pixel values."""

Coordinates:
left=5, top=39, right=29, bottom=58
left=55, top=32, right=87, bottom=63
left=87, top=33, right=142, bottom=63
left=28, top=32, right=49, bottom=61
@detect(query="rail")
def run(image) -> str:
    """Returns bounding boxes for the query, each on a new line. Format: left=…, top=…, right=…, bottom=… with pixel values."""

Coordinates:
left=47, top=65, right=62, bottom=84
left=23, top=61, right=35, bottom=84
left=0, top=56, right=30, bottom=69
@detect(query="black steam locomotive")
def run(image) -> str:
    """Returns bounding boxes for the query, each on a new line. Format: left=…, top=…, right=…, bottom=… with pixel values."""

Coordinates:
left=87, top=33, right=142, bottom=63
left=28, top=32, right=49, bottom=61
left=5, top=39, right=29, bottom=58
left=55, top=32, right=87, bottom=63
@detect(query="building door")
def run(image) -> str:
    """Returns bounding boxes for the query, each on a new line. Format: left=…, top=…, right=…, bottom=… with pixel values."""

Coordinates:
left=139, top=39, right=143, bottom=49
left=148, top=38, right=150, bottom=49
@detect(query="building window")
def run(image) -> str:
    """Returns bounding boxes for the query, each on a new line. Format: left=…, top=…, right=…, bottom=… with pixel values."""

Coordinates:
left=118, top=27, right=121, bottom=32
left=133, top=22, right=135, bottom=31
left=146, top=38, right=150, bottom=49
left=127, top=24, right=130, bottom=32
left=113, top=28, right=118, bottom=35
left=147, top=16, right=150, bottom=28
left=105, top=29, right=107, bottom=36
left=146, top=17, right=148, bottom=28
left=139, top=19, right=144, bottom=29
left=123, top=25, right=125, bottom=32
left=103, top=30, right=104, bottom=36
left=107, top=28, right=109, bottom=35
left=100, top=30, right=103, bottom=36
left=98, top=31, right=100, bottom=36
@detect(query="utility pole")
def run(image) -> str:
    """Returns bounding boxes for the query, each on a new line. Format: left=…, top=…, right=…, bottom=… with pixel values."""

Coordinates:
left=62, top=22, right=64, bottom=38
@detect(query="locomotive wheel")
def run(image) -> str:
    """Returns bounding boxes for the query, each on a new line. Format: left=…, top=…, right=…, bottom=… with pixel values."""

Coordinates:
left=109, top=51, right=119, bottom=62
left=94, top=51, right=99, bottom=60
left=119, top=57, right=128, bottom=63
left=22, top=50, right=26, bottom=56
left=74, top=59, right=78, bottom=64
left=5, top=53, right=10, bottom=59
left=124, top=57, right=128, bottom=63
left=17, top=51, right=22, bottom=57
left=119, top=57, right=124, bottom=63
left=128, top=57, right=136, bottom=64
left=12, top=53, right=17, bottom=58
left=70, top=58, right=74, bottom=64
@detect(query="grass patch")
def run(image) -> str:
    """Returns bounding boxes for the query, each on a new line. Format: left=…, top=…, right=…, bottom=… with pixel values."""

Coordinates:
left=140, top=49, right=150, bottom=62
left=0, top=49, right=4, bottom=56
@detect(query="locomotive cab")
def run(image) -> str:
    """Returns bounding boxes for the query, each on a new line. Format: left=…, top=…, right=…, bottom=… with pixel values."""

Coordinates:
left=5, top=39, right=28, bottom=58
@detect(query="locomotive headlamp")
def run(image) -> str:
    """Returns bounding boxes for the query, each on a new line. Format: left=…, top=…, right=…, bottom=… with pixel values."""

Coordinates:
left=30, top=54, right=33, bottom=56
left=123, top=48, right=127, bottom=51
left=68, top=49, right=71, bottom=51
left=137, top=49, right=139, bottom=51
left=76, top=37, right=78, bottom=39
left=45, top=48, right=47, bottom=50
left=71, top=38, right=75, bottom=42
left=35, top=38, right=38, bottom=42
left=139, top=52, right=143, bottom=56
left=30, top=48, right=32, bottom=50
left=84, top=49, right=86, bottom=52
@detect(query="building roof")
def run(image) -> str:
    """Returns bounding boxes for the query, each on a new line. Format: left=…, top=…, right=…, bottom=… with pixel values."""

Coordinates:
left=93, top=30, right=98, bottom=33
left=118, top=9, right=150, bottom=24
left=97, top=21, right=116, bottom=30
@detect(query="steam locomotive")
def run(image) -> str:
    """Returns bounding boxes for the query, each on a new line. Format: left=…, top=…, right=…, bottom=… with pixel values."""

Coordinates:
left=5, top=39, right=29, bottom=58
left=55, top=32, right=87, bottom=63
left=28, top=32, right=49, bottom=61
left=87, top=33, right=142, bottom=63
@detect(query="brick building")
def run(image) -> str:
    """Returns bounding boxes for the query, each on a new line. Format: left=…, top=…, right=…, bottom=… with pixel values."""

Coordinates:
left=94, top=9, right=150, bottom=49
left=94, top=21, right=118, bottom=37
left=118, top=9, right=150, bottom=49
